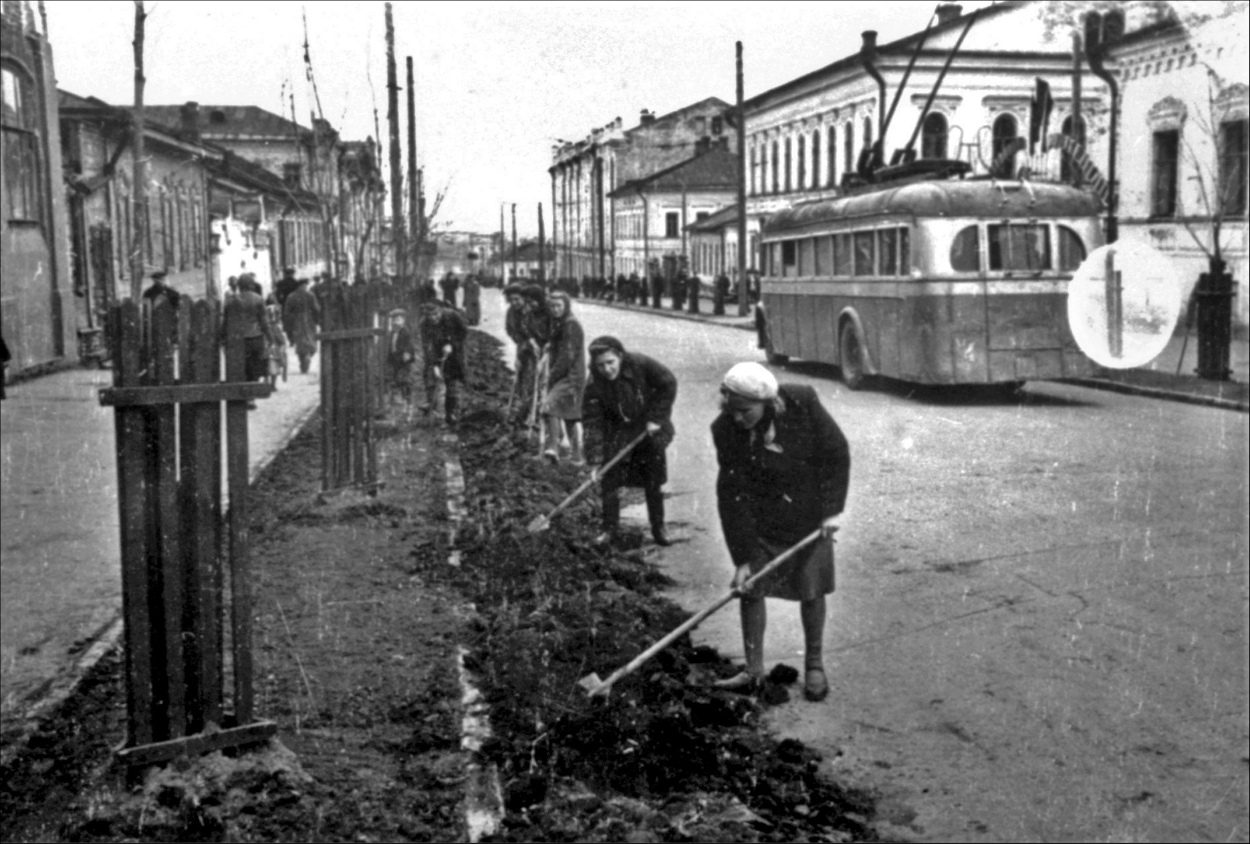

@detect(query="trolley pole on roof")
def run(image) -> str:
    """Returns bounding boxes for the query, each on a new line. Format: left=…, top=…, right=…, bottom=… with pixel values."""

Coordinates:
left=736, top=41, right=748, bottom=316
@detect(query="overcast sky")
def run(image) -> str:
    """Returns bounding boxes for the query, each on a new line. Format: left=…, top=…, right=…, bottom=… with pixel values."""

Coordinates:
left=45, top=0, right=988, bottom=236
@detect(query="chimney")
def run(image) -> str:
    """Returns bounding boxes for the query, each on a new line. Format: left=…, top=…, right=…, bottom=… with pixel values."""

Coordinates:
left=180, top=101, right=200, bottom=141
left=936, top=4, right=962, bottom=25
left=640, top=109, right=655, bottom=126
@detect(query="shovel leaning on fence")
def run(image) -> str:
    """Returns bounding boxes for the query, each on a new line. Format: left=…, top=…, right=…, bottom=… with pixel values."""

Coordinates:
left=577, top=526, right=833, bottom=698
left=526, top=429, right=649, bottom=534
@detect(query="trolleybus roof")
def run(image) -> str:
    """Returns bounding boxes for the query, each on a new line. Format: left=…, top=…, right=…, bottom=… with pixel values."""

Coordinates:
left=763, top=179, right=1101, bottom=235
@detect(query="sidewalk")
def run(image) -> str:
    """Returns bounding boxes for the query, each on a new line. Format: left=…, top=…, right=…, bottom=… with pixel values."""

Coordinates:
left=0, top=353, right=322, bottom=751
left=578, top=296, right=1250, bottom=411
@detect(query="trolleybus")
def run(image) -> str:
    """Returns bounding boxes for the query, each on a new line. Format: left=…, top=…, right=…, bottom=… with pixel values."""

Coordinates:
left=755, top=178, right=1101, bottom=389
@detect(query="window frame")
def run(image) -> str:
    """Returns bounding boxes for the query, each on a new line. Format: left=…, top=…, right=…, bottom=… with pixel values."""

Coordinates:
left=1150, top=128, right=1180, bottom=218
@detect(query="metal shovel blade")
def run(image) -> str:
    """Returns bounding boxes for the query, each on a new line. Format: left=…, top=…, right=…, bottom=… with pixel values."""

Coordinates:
left=576, top=672, right=604, bottom=695
left=526, top=514, right=550, bottom=534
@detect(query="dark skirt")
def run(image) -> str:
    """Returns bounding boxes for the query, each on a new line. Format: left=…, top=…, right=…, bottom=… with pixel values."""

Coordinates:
left=543, top=378, right=583, bottom=421
left=735, top=534, right=835, bottom=602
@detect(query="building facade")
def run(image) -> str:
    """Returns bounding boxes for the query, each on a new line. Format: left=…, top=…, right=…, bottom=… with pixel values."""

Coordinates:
left=1, top=0, right=75, bottom=374
left=549, top=97, right=736, bottom=281
left=1111, top=8, right=1249, bottom=326
left=609, top=143, right=738, bottom=283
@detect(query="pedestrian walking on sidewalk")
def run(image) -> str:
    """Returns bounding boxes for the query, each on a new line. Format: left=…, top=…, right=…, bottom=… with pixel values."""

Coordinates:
left=463, top=273, right=482, bottom=326
left=419, top=299, right=467, bottom=425
left=227, top=273, right=278, bottom=408
left=282, top=278, right=320, bottom=374
left=714, top=274, right=730, bottom=316
left=439, top=272, right=460, bottom=308
left=541, top=290, right=586, bottom=465
left=142, top=269, right=181, bottom=311
left=711, top=362, right=850, bottom=702
left=688, top=274, right=701, bottom=314
left=583, top=336, right=677, bottom=548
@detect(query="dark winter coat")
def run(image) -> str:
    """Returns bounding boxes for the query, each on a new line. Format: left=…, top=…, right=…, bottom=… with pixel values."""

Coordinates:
left=582, top=352, right=677, bottom=489
left=542, top=313, right=585, bottom=420
left=421, top=307, right=467, bottom=382
left=712, top=384, right=850, bottom=569
left=282, top=286, right=320, bottom=356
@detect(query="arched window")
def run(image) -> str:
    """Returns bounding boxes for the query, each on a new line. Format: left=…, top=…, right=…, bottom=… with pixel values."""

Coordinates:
left=992, top=114, right=1018, bottom=161
left=765, top=141, right=775, bottom=195
left=797, top=134, right=806, bottom=190
left=921, top=112, right=948, bottom=159
left=827, top=126, right=837, bottom=187
left=844, top=122, right=854, bottom=180
left=784, top=137, right=792, bottom=192
left=749, top=145, right=757, bottom=195
left=1, top=63, right=45, bottom=226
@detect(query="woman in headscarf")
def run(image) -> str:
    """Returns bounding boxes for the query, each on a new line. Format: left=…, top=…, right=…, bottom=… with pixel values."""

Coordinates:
left=582, top=336, right=677, bottom=547
left=541, top=290, right=586, bottom=464
left=711, top=362, right=850, bottom=702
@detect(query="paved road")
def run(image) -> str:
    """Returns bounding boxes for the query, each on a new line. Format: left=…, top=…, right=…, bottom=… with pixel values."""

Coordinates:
left=0, top=351, right=323, bottom=726
left=480, top=290, right=1248, bottom=843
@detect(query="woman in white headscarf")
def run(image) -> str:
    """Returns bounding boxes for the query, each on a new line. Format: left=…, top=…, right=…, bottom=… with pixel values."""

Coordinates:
left=711, top=362, right=850, bottom=701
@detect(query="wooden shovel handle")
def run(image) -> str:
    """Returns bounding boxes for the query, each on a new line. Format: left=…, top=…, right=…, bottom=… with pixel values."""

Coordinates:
left=587, top=528, right=825, bottom=697
left=542, top=430, right=648, bottom=523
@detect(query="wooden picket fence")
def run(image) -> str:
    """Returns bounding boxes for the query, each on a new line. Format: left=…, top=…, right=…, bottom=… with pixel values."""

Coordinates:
left=98, top=298, right=276, bottom=766
left=317, top=283, right=411, bottom=493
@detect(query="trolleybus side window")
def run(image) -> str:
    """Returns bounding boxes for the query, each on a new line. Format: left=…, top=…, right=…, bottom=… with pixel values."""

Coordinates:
left=799, top=238, right=814, bottom=276
left=815, top=235, right=832, bottom=275
left=853, top=231, right=875, bottom=276
left=988, top=223, right=1051, bottom=271
left=950, top=225, right=981, bottom=272
left=899, top=227, right=911, bottom=275
left=782, top=240, right=797, bottom=277
left=1057, top=225, right=1085, bottom=272
left=834, top=232, right=853, bottom=276
left=879, top=228, right=898, bottom=276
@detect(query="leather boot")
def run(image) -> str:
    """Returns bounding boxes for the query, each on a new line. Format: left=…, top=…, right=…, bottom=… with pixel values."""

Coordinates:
left=646, top=484, right=670, bottom=546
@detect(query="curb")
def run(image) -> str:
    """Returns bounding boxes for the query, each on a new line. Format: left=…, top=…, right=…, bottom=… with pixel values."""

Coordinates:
left=577, top=298, right=1247, bottom=412
left=442, top=432, right=506, bottom=842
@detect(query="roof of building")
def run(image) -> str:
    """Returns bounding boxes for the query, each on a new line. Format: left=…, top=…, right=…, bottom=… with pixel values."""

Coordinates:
left=623, top=96, right=732, bottom=138
left=506, top=241, right=556, bottom=262
left=743, top=2, right=1021, bottom=112
left=609, top=147, right=740, bottom=198
left=685, top=203, right=740, bottom=233
left=58, top=89, right=221, bottom=155
left=763, top=178, right=1101, bottom=234
left=144, top=104, right=315, bottom=141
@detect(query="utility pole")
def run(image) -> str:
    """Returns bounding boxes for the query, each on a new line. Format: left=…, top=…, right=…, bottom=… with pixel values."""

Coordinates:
left=1071, top=32, right=1083, bottom=189
left=385, top=3, right=404, bottom=281
left=736, top=41, right=748, bottom=316
left=406, top=55, right=418, bottom=281
left=130, top=0, right=147, bottom=300
left=550, top=169, right=558, bottom=283
left=538, top=203, right=546, bottom=285
left=499, top=204, right=505, bottom=284
left=511, top=203, right=518, bottom=284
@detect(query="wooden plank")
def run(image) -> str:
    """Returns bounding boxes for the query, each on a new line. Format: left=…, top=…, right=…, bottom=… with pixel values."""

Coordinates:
left=349, top=290, right=366, bottom=485
left=115, top=720, right=277, bottom=768
left=101, top=382, right=273, bottom=406
left=222, top=298, right=255, bottom=724
left=112, top=301, right=155, bottom=748
left=206, top=301, right=225, bottom=724
left=152, top=300, right=186, bottom=740
left=319, top=295, right=331, bottom=492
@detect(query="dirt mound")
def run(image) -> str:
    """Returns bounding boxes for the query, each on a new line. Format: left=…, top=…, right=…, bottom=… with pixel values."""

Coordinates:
left=415, top=332, right=878, bottom=842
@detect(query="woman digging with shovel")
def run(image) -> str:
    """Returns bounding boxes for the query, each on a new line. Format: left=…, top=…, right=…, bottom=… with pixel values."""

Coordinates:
left=712, top=362, right=849, bottom=702
left=582, top=335, right=677, bottom=548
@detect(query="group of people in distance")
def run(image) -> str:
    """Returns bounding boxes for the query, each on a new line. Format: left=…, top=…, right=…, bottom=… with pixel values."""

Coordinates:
left=505, top=282, right=851, bottom=703
left=533, top=270, right=751, bottom=316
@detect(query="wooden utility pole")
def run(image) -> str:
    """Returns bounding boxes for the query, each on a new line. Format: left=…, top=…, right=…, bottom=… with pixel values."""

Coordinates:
left=538, top=203, right=546, bottom=285
left=385, top=3, right=404, bottom=281
left=406, top=55, right=418, bottom=280
left=130, top=0, right=147, bottom=300
left=499, top=205, right=505, bottom=283
left=511, top=203, right=518, bottom=283
left=736, top=41, right=748, bottom=316
left=1071, top=31, right=1083, bottom=189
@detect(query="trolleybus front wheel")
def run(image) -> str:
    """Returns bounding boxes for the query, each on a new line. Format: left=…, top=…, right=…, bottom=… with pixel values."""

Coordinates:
left=839, top=323, right=865, bottom=390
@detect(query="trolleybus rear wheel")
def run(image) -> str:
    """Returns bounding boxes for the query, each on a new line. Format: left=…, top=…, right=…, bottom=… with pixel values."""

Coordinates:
left=839, top=323, right=865, bottom=390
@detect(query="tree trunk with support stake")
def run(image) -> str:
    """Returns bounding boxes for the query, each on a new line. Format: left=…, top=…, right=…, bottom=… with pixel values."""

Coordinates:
left=1196, top=258, right=1234, bottom=381
left=130, top=0, right=146, bottom=300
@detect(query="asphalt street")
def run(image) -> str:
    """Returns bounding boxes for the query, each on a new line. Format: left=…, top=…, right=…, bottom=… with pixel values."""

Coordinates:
left=479, top=289, right=1248, bottom=843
